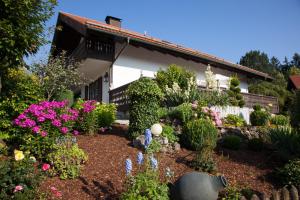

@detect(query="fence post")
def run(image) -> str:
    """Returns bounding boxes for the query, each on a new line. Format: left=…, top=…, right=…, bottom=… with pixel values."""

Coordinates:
left=282, top=187, right=290, bottom=200
left=290, top=185, right=298, bottom=200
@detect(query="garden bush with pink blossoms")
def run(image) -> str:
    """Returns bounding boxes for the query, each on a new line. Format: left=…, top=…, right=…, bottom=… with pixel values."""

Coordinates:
left=14, top=100, right=95, bottom=159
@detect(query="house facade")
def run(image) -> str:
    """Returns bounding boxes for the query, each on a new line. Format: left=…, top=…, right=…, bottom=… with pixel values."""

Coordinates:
left=51, top=12, right=278, bottom=112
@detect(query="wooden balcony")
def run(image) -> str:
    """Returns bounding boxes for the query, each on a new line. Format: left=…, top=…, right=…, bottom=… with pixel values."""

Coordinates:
left=109, top=81, right=279, bottom=113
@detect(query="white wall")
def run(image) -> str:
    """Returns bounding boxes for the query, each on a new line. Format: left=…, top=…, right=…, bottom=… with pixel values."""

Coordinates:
left=112, top=43, right=249, bottom=92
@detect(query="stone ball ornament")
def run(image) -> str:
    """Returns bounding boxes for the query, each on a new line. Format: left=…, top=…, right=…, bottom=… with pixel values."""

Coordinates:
left=151, top=123, right=162, bottom=136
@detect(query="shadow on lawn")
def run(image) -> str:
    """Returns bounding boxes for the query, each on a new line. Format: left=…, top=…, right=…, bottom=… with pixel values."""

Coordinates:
left=79, top=176, right=120, bottom=200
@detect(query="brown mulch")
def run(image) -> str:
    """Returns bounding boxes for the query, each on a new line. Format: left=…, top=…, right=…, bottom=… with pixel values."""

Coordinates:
left=40, top=126, right=277, bottom=199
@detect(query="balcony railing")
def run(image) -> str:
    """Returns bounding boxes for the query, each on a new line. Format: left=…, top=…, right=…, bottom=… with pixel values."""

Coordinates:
left=109, top=81, right=279, bottom=113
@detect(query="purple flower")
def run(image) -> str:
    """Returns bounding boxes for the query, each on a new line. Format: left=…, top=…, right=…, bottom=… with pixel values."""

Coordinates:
left=32, top=126, right=40, bottom=133
left=144, top=129, right=152, bottom=148
left=52, top=119, right=62, bottom=127
left=150, top=156, right=158, bottom=170
left=137, top=152, right=143, bottom=165
left=60, top=127, right=69, bottom=134
left=37, top=116, right=46, bottom=122
left=125, top=158, right=132, bottom=175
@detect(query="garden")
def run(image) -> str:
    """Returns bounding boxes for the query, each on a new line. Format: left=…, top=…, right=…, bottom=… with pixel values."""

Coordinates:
left=1, top=1, right=300, bottom=199
left=1, top=62, right=300, bottom=200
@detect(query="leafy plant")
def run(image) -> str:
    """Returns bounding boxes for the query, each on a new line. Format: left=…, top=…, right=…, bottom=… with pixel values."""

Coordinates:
left=276, top=159, right=300, bottom=187
left=47, top=141, right=87, bottom=179
left=0, top=157, right=42, bottom=199
left=227, top=75, right=245, bottom=108
left=248, top=138, right=264, bottom=152
left=121, top=153, right=169, bottom=200
left=250, top=108, right=270, bottom=126
left=182, top=118, right=218, bottom=151
left=145, top=138, right=162, bottom=154
left=53, top=89, right=74, bottom=107
left=157, top=107, right=169, bottom=119
left=224, top=114, right=246, bottom=127
left=182, top=118, right=218, bottom=172
left=222, top=135, right=241, bottom=150
left=161, top=125, right=178, bottom=144
left=290, top=90, right=300, bottom=127
left=269, top=126, right=300, bottom=160
left=0, top=68, right=43, bottom=138
left=270, top=115, right=290, bottom=126
left=169, top=103, right=193, bottom=125
left=0, top=0, right=57, bottom=69
left=222, top=186, right=242, bottom=200
left=94, top=103, right=116, bottom=128
left=127, top=77, right=164, bottom=139
left=31, top=52, right=86, bottom=101
left=196, top=90, right=229, bottom=107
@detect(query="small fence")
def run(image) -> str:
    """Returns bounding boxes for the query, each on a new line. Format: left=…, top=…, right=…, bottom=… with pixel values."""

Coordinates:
left=240, top=185, right=299, bottom=200
left=109, top=81, right=279, bottom=114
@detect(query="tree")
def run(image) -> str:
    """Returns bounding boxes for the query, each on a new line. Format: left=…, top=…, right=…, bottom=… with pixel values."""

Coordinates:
left=239, top=50, right=274, bottom=74
left=270, top=56, right=281, bottom=69
left=31, top=53, right=86, bottom=101
left=227, top=75, right=245, bottom=108
left=291, top=53, right=300, bottom=67
left=0, top=0, right=57, bottom=72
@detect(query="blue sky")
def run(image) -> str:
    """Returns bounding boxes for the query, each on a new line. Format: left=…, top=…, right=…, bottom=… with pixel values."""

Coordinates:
left=27, top=0, right=300, bottom=64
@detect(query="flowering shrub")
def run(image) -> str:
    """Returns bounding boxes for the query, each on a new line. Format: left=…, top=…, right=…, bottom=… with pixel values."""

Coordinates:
left=201, top=107, right=222, bottom=127
left=0, top=154, right=42, bottom=199
left=14, top=100, right=80, bottom=159
left=73, top=99, right=98, bottom=135
left=121, top=152, right=170, bottom=200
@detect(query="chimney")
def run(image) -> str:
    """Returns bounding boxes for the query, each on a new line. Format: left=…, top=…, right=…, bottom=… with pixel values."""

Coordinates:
left=105, top=16, right=122, bottom=28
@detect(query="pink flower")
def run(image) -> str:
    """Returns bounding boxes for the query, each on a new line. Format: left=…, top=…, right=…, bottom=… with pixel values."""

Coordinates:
left=13, top=185, right=23, bottom=193
left=41, top=131, right=48, bottom=137
left=37, top=116, right=46, bottom=122
left=99, top=127, right=106, bottom=133
left=52, top=119, right=62, bottom=127
left=32, top=126, right=41, bottom=133
left=42, top=163, right=50, bottom=171
left=73, top=130, right=79, bottom=136
left=61, top=127, right=69, bottom=134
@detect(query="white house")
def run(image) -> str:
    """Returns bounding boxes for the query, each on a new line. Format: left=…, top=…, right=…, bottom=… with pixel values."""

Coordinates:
left=51, top=12, right=278, bottom=113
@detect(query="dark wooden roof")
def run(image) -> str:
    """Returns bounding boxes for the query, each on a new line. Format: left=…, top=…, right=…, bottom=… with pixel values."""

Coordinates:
left=55, top=12, right=273, bottom=80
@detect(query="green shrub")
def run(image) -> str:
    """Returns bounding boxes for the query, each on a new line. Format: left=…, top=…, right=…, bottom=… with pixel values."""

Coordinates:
left=276, top=159, right=300, bottom=187
left=222, top=135, right=241, bottom=150
left=183, top=119, right=218, bottom=172
left=222, top=186, right=242, bottom=200
left=250, top=110, right=270, bottom=126
left=248, top=138, right=264, bottom=152
left=161, top=125, right=178, bottom=144
left=95, top=103, right=116, bottom=127
left=253, top=104, right=262, bottom=111
left=196, top=90, right=230, bottom=107
left=145, top=138, right=162, bottom=154
left=169, top=103, right=193, bottom=125
left=127, top=77, right=164, bottom=139
left=156, top=64, right=196, bottom=93
left=227, top=75, right=245, bottom=108
left=157, top=107, right=169, bottom=119
left=270, top=115, right=290, bottom=126
left=182, top=118, right=218, bottom=151
left=53, top=89, right=74, bottom=107
left=269, top=127, right=300, bottom=160
left=0, top=68, right=43, bottom=139
left=0, top=156, right=42, bottom=199
left=47, top=141, right=87, bottom=179
left=224, top=114, right=246, bottom=127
